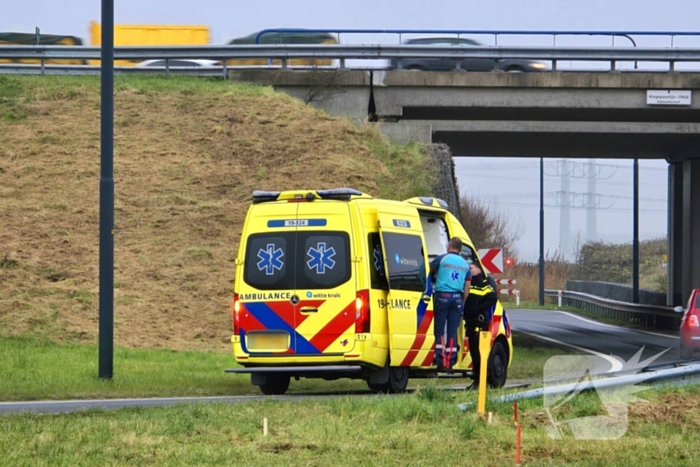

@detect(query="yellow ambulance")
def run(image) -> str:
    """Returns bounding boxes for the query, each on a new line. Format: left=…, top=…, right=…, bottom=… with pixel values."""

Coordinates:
left=228, top=188, right=513, bottom=394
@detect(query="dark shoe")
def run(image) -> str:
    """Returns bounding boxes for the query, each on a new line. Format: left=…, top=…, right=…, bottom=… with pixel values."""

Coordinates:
left=436, top=365, right=448, bottom=373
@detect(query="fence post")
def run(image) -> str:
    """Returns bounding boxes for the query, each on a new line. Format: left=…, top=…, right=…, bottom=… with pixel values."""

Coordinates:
left=557, top=290, right=562, bottom=308
left=516, top=290, right=520, bottom=307
left=36, top=27, right=45, bottom=76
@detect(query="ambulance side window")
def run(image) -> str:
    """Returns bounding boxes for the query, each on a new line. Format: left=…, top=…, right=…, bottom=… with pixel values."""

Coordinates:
left=244, top=233, right=295, bottom=290
left=296, top=231, right=351, bottom=290
left=368, top=233, right=389, bottom=290
left=381, top=232, right=427, bottom=292
left=460, top=245, right=474, bottom=263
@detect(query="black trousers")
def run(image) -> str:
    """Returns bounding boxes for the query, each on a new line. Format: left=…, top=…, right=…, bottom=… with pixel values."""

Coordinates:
left=465, top=321, right=487, bottom=382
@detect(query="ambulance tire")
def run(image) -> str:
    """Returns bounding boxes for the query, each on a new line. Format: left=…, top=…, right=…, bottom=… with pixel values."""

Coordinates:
left=487, top=341, right=508, bottom=388
left=387, top=366, right=410, bottom=393
left=258, top=374, right=290, bottom=395
left=367, top=366, right=409, bottom=393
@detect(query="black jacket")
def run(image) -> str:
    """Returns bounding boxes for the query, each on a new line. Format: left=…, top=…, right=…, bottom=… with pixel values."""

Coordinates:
left=463, top=273, right=497, bottom=324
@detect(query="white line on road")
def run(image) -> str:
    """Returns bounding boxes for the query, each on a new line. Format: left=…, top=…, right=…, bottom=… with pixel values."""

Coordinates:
left=517, top=330, right=624, bottom=373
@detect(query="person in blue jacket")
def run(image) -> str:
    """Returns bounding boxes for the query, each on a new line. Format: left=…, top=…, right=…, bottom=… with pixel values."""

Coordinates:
left=429, top=237, right=472, bottom=372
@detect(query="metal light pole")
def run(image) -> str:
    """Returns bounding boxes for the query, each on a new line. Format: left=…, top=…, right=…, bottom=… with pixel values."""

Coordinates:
left=539, top=157, right=545, bottom=306
left=632, top=159, right=640, bottom=303
left=99, top=0, right=115, bottom=379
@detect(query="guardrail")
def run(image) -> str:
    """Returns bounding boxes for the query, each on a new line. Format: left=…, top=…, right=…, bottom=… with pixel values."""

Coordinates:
left=254, top=28, right=700, bottom=46
left=2, top=44, right=700, bottom=74
left=544, top=289, right=680, bottom=330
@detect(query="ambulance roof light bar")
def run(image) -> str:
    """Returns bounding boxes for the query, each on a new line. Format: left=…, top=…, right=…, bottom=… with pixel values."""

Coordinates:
left=411, top=197, right=450, bottom=209
left=316, top=188, right=365, bottom=200
left=252, top=190, right=281, bottom=204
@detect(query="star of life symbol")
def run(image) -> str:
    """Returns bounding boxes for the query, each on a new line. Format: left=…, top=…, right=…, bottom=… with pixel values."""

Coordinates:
left=373, top=245, right=384, bottom=276
left=307, top=242, right=336, bottom=274
left=541, top=346, right=669, bottom=440
left=256, top=243, right=284, bottom=275
left=450, top=271, right=460, bottom=281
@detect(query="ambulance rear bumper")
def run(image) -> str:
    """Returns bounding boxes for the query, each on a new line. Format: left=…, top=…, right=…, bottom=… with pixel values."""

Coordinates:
left=226, top=365, right=364, bottom=376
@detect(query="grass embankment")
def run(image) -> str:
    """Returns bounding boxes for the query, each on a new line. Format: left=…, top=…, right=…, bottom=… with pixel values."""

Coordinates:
left=0, top=75, right=432, bottom=352
left=0, top=332, right=563, bottom=401
left=2, top=384, right=698, bottom=466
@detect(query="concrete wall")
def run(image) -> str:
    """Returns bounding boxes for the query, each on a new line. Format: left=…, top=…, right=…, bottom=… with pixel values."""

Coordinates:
left=426, top=144, right=461, bottom=222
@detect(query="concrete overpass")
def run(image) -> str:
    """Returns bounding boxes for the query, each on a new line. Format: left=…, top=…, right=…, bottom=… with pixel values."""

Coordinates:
left=229, top=69, right=700, bottom=306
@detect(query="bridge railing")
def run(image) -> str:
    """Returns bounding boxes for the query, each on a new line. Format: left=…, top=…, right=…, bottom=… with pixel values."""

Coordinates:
left=544, top=289, right=680, bottom=331
left=255, top=28, right=700, bottom=71
left=3, top=44, right=700, bottom=75
left=254, top=28, right=700, bottom=47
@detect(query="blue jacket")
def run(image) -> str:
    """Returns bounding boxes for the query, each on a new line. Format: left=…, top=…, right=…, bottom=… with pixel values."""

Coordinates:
left=430, top=252, right=471, bottom=293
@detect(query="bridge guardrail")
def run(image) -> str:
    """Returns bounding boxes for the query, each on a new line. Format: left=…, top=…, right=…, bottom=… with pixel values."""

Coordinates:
left=544, top=289, right=680, bottom=331
left=255, top=28, right=700, bottom=46
left=2, top=44, right=700, bottom=74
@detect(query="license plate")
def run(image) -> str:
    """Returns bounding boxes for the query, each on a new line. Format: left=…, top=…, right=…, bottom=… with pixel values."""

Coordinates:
left=247, top=333, right=289, bottom=351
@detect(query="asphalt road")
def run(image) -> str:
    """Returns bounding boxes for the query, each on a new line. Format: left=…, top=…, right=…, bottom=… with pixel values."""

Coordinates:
left=508, top=308, right=681, bottom=375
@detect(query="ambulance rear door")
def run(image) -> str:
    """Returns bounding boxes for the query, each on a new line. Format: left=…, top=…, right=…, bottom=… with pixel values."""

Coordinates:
left=376, top=205, right=433, bottom=367
left=294, top=201, right=356, bottom=356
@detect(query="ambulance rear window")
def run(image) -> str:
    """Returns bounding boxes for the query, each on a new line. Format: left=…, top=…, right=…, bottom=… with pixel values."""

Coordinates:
left=381, top=232, right=427, bottom=292
left=244, top=233, right=295, bottom=290
left=243, top=231, right=350, bottom=291
left=296, top=232, right=351, bottom=289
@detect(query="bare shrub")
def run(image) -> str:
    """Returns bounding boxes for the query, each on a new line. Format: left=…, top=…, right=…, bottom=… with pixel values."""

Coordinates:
left=458, top=194, right=523, bottom=258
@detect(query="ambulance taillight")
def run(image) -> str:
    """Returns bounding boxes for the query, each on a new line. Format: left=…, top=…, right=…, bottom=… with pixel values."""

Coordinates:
left=232, top=294, right=241, bottom=335
left=355, top=289, right=371, bottom=333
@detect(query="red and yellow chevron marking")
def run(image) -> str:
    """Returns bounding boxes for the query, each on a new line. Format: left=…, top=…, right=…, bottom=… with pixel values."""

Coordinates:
left=399, top=309, right=434, bottom=367
left=489, top=314, right=503, bottom=347
left=239, top=299, right=355, bottom=354
left=308, top=301, right=356, bottom=351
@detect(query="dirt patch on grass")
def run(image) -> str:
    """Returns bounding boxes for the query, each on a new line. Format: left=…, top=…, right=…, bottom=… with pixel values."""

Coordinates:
left=0, top=76, right=433, bottom=351
left=629, top=392, right=700, bottom=426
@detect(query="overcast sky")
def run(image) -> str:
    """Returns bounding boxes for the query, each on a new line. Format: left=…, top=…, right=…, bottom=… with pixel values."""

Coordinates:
left=8, top=0, right=700, bottom=44
left=8, top=0, right=690, bottom=261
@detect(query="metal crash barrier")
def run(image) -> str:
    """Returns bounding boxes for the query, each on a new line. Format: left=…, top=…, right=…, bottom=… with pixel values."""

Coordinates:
left=544, top=289, right=680, bottom=330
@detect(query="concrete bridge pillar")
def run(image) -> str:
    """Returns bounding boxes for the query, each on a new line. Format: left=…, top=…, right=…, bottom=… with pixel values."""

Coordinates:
left=668, top=159, right=700, bottom=306
left=668, top=163, right=683, bottom=306
left=681, top=159, right=700, bottom=305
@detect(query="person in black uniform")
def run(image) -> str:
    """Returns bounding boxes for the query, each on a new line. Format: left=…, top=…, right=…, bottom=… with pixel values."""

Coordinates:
left=462, top=261, right=498, bottom=387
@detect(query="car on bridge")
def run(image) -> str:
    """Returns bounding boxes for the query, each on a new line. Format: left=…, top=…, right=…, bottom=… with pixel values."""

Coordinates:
left=676, top=288, right=700, bottom=358
left=135, top=59, right=219, bottom=68
left=388, top=37, right=547, bottom=72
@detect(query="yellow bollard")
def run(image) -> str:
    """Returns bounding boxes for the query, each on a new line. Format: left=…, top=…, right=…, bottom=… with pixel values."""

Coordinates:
left=477, top=329, right=492, bottom=418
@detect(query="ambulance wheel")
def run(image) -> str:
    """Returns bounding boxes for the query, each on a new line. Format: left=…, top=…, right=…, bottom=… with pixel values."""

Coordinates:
left=387, top=366, right=409, bottom=393
left=258, top=374, right=290, bottom=395
left=367, top=366, right=409, bottom=393
left=366, top=381, right=385, bottom=393
left=487, top=341, right=508, bottom=388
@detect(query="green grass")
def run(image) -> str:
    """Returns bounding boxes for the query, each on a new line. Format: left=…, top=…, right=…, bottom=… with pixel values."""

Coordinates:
left=0, top=333, right=568, bottom=401
left=367, top=139, right=436, bottom=201
left=1, top=383, right=698, bottom=466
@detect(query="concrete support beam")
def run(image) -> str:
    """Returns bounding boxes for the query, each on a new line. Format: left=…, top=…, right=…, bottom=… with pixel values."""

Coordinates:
left=682, top=159, right=700, bottom=304
left=373, top=121, right=433, bottom=145
left=229, top=69, right=371, bottom=122
left=668, top=163, right=684, bottom=306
